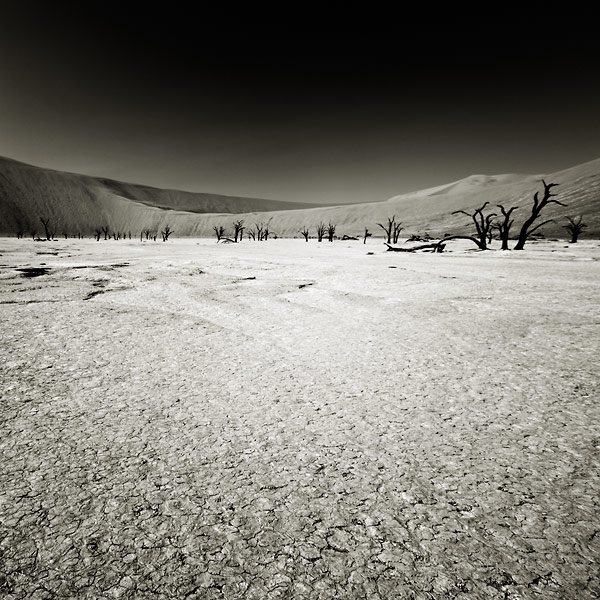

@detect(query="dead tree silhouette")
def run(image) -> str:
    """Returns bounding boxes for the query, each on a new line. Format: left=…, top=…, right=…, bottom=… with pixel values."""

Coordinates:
left=564, top=216, right=587, bottom=243
left=316, top=222, right=326, bottom=242
left=233, top=220, right=245, bottom=242
left=255, top=223, right=265, bottom=241
left=326, top=222, right=336, bottom=242
left=450, top=202, right=496, bottom=250
left=40, top=218, right=51, bottom=241
left=494, top=204, right=518, bottom=250
left=213, top=225, right=226, bottom=241
left=377, top=216, right=403, bottom=244
left=514, top=180, right=564, bottom=250
left=263, top=223, right=273, bottom=240
left=299, top=227, right=310, bottom=241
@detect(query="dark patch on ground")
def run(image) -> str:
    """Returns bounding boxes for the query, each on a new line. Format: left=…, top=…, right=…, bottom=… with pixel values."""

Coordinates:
left=97, top=263, right=130, bottom=271
left=16, top=267, right=50, bottom=278
left=83, top=289, right=106, bottom=300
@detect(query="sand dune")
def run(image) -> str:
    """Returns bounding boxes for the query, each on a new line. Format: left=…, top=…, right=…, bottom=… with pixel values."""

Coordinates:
left=1, top=155, right=598, bottom=239
left=0, top=157, right=316, bottom=236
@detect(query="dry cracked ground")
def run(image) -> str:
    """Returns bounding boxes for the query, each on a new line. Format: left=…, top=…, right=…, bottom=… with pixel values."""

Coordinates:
left=0, top=237, right=599, bottom=599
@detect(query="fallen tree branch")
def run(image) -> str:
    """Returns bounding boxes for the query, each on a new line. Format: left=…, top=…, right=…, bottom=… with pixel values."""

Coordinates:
left=385, top=242, right=445, bottom=253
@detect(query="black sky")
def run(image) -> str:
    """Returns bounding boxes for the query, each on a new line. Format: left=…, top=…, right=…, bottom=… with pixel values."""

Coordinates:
left=1, top=2, right=599, bottom=204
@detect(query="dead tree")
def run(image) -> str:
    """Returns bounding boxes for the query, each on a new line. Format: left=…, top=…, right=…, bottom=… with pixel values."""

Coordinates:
left=514, top=180, right=564, bottom=250
left=377, top=216, right=403, bottom=244
left=255, top=223, right=264, bottom=241
left=102, top=226, right=110, bottom=241
left=161, top=225, right=174, bottom=242
left=494, top=204, right=518, bottom=250
left=393, top=221, right=404, bottom=244
left=94, top=229, right=102, bottom=241
left=316, top=222, right=326, bottom=242
left=213, top=225, right=226, bottom=241
left=564, top=216, right=587, bottom=243
left=247, top=228, right=256, bottom=241
left=299, top=227, right=310, bottom=241
left=377, top=216, right=394, bottom=244
left=233, top=220, right=245, bottom=242
left=40, top=217, right=51, bottom=241
left=263, top=224, right=272, bottom=241
left=452, top=202, right=496, bottom=250
left=363, top=228, right=372, bottom=244
left=326, top=222, right=336, bottom=242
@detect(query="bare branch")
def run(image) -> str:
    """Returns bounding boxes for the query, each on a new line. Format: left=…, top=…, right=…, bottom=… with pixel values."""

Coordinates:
left=545, top=198, right=568, bottom=207
left=450, top=204, right=496, bottom=249
left=526, top=219, right=555, bottom=236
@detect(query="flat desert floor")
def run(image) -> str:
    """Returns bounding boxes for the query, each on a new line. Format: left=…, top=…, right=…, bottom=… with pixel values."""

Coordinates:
left=1, top=237, right=599, bottom=599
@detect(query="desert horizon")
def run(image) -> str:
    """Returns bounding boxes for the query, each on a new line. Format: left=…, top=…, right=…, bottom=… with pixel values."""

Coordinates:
left=1, top=154, right=599, bottom=243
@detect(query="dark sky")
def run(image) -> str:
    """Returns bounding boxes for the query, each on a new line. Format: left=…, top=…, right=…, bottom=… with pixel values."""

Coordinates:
left=1, top=2, right=599, bottom=204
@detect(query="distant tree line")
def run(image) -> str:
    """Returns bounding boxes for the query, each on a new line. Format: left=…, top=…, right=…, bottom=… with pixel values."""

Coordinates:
left=24, top=219, right=174, bottom=242
left=18, top=181, right=584, bottom=249
left=206, top=181, right=582, bottom=250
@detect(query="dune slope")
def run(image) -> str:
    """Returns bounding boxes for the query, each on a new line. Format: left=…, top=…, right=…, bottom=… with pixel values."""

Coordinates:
left=0, top=155, right=598, bottom=238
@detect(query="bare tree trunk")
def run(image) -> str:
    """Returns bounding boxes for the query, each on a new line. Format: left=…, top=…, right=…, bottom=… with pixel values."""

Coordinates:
left=514, top=180, right=564, bottom=250
left=233, top=220, right=244, bottom=242
left=392, top=222, right=403, bottom=244
left=40, top=217, right=51, bottom=240
left=213, top=226, right=225, bottom=241
left=434, top=235, right=484, bottom=250
left=377, top=216, right=397, bottom=244
left=316, top=222, right=326, bottom=242
left=495, top=204, right=517, bottom=250
left=386, top=242, right=445, bottom=252
left=327, top=222, right=336, bottom=242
